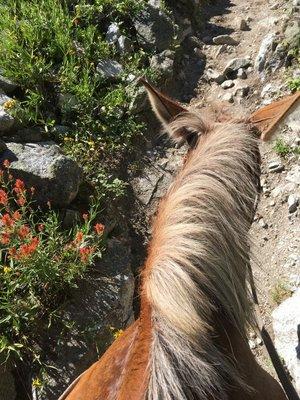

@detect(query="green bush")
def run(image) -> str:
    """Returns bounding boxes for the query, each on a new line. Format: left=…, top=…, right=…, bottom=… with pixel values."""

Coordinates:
left=0, top=160, right=105, bottom=365
left=0, top=0, right=155, bottom=191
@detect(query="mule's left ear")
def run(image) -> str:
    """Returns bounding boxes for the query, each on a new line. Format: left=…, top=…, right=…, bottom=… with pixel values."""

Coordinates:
left=139, top=77, right=190, bottom=142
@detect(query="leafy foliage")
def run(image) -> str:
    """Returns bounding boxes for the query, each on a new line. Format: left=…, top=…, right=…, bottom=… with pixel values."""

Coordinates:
left=0, top=161, right=105, bottom=365
left=0, top=0, right=156, bottom=192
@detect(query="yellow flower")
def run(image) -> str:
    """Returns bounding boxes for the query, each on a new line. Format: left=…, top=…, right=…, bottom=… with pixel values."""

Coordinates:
left=113, top=329, right=124, bottom=340
left=3, top=99, right=17, bottom=110
left=3, top=266, right=11, bottom=274
left=32, top=377, right=42, bottom=387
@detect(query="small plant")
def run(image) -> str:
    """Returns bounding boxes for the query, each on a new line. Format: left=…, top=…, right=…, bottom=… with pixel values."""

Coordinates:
left=271, top=281, right=292, bottom=305
left=0, top=160, right=105, bottom=365
left=273, top=138, right=300, bottom=157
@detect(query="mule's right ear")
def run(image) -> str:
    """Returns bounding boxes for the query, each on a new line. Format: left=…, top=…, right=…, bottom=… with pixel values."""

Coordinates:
left=139, top=77, right=190, bottom=142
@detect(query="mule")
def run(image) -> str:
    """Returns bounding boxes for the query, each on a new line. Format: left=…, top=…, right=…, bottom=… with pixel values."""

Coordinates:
left=59, top=82, right=296, bottom=400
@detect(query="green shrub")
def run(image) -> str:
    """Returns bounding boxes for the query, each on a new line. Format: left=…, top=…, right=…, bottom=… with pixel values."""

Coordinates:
left=0, top=160, right=105, bottom=365
left=0, top=0, right=154, bottom=197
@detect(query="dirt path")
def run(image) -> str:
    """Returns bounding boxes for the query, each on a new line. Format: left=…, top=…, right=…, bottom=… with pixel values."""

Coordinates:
left=191, top=0, right=300, bottom=375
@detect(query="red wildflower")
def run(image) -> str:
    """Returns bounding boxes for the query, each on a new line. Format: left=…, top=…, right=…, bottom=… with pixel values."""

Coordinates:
left=12, top=211, right=21, bottom=221
left=18, top=225, right=30, bottom=239
left=2, top=160, right=10, bottom=168
left=79, top=246, right=94, bottom=262
left=94, top=223, right=105, bottom=235
left=18, top=237, right=39, bottom=258
left=75, top=231, right=84, bottom=243
left=0, top=233, right=10, bottom=245
left=82, top=213, right=88, bottom=221
left=14, top=179, right=25, bottom=195
left=0, top=189, right=8, bottom=205
left=1, top=213, right=14, bottom=228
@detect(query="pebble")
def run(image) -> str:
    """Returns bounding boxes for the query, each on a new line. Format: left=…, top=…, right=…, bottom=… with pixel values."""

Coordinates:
left=237, top=68, right=247, bottom=79
left=213, top=35, right=239, bottom=46
left=268, top=160, right=284, bottom=173
left=259, top=218, right=268, bottom=229
left=239, top=19, right=250, bottom=31
left=234, top=85, right=250, bottom=97
left=222, top=92, right=234, bottom=103
left=221, top=80, right=235, bottom=89
left=288, top=195, right=299, bottom=213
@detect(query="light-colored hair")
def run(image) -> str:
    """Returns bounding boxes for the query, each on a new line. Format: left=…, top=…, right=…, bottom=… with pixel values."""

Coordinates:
left=143, top=112, right=260, bottom=399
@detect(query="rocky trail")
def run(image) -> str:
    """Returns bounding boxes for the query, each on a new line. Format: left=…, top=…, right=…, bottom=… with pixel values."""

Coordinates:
left=132, top=0, right=300, bottom=386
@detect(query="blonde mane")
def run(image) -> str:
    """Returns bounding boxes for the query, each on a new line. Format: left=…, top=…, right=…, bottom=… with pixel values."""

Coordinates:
left=143, top=112, right=260, bottom=399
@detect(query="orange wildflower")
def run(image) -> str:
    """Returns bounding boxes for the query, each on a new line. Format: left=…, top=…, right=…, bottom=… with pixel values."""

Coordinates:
left=14, top=179, right=25, bottom=195
left=94, top=223, right=105, bottom=235
left=18, top=225, right=30, bottom=239
left=1, top=213, right=14, bottom=228
left=75, top=231, right=84, bottom=243
left=18, top=237, right=39, bottom=258
left=12, top=211, right=21, bottom=221
left=0, top=189, right=8, bottom=205
left=2, top=159, right=10, bottom=168
left=79, top=246, right=94, bottom=262
left=8, top=247, right=17, bottom=258
left=17, top=196, right=26, bottom=207
left=0, top=233, right=10, bottom=245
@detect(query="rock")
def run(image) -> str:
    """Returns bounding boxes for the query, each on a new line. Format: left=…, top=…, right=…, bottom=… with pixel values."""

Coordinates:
left=134, top=4, right=174, bottom=52
left=96, top=60, right=123, bottom=80
left=0, top=92, right=12, bottom=106
left=223, top=58, right=252, bottom=78
left=0, top=362, right=17, bottom=400
left=268, top=160, right=284, bottom=173
left=258, top=218, right=268, bottom=228
left=132, top=165, right=164, bottom=205
left=212, top=35, right=239, bottom=45
left=106, top=23, right=121, bottom=44
left=38, top=238, right=135, bottom=400
left=237, top=68, right=247, bottom=79
left=221, top=80, right=235, bottom=89
left=129, top=86, right=148, bottom=114
left=0, top=139, right=7, bottom=153
left=0, top=109, right=15, bottom=132
left=255, top=33, right=276, bottom=72
left=7, top=127, right=46, bottom=142
left=63, top=209, right=81, bottom=229
left=239, top=19, right=250, bottom=31
left=286, top=166, right=300, bottom=185
left=288, top=195, right=299, bottom=213
left=150, top=53, right=174, bottom=77
left=116, top=35, right=133, bottom=54
left=1, top=142, right=82, bottom=207
left=260, top=83, right=281, bottom=99
left=293, top=0, right=300, bottom=4
left=284, top=21, right=300, bottom=49
left=234, top=85, right=250, bottom=97
left=222, top=92, right=234, bottom=103
left=0, top=75, right=18, bottom=94
left=205, top=68, right=225, bottom=84
left=273, top=289, right=300, bottom=394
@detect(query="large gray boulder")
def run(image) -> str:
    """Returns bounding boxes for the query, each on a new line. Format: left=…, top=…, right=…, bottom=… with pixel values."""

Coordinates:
left=36, top=238, right=135, bottom=400
left=134, top=4, right=175, bottom=52
left=273, top=289, right=300, bottom=395
left=1, top=142, right=82, bottom=207
left=0, top=108, right=15, bottom=133
left=0, top=75, right=17, bottom=94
